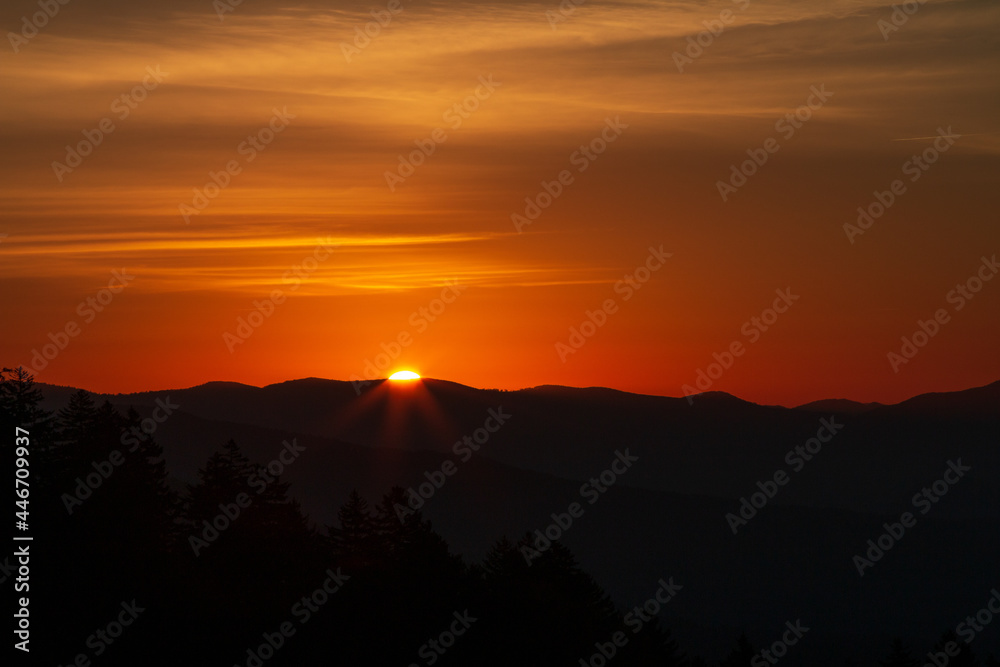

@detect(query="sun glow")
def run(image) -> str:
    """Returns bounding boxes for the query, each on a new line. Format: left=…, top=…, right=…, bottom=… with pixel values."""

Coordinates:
left=388, top=370, right=421, bottom=381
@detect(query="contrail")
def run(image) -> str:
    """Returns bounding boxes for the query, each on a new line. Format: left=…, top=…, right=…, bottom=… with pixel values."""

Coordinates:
left=891, top=132, right=990, bottom=142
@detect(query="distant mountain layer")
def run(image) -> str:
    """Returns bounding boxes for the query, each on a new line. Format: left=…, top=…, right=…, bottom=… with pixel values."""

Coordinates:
left=33, top=377, right=1000, bottom=664
left=37, top=377, right=1000, bottom=514
left=794, top=398, right=883, bottom=413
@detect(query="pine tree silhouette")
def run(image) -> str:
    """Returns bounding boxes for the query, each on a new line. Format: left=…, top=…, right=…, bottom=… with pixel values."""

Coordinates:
left=0, top=366, right=49, bottom=432
left=21, top=387, right=182, bottom=663
left=880, top=637, right=920, bottom=667
left=316, top=487, right=469, bottom=666
left=468, top=536, right=635, bottom=665
left=329, top=488, right=381, bottom=573
left=932, top=631, right=980, bottom=667
left=720, top=632, right=756, bottom=667
left=374, top=486, right=463, bottom=577
left=182, top=438, right=321, bottom=663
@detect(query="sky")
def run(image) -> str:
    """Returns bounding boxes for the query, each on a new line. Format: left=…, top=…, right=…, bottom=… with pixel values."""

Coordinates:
left=1, top=0, right=997, bottom=406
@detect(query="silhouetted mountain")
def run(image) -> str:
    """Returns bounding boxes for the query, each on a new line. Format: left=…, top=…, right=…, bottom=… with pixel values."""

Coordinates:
left=21, top=374, right=1000, bottom=665
left=883, top=380, right=1000, bottom=418
left=794, top=398, right=883, bottom=414
left=38, top=377, right=1000, bottom=516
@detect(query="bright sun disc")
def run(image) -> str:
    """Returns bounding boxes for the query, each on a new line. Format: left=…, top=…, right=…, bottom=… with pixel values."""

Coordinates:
left=388, top=370, right=421, bottom=381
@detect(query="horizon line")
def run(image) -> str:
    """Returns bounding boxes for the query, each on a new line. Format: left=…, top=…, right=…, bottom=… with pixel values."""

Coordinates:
left=20, top=370, right=999, bottom=411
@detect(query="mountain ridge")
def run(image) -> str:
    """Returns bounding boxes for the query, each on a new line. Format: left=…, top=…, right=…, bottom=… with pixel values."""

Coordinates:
left=21, top=373, right=1000, bottom=663
left=35, top=376, right=1000, bottom=412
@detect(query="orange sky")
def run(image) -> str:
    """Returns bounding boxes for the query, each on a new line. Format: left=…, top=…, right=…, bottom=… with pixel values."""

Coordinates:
left=1, top=0, right=998, bottom=405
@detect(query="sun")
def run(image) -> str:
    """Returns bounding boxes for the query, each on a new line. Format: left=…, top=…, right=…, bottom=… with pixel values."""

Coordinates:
left=388, top=370, right=421, bottom=381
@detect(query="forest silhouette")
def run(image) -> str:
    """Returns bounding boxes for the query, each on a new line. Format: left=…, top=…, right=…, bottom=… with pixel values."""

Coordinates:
left=2, top=366, right=997, bottom=666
